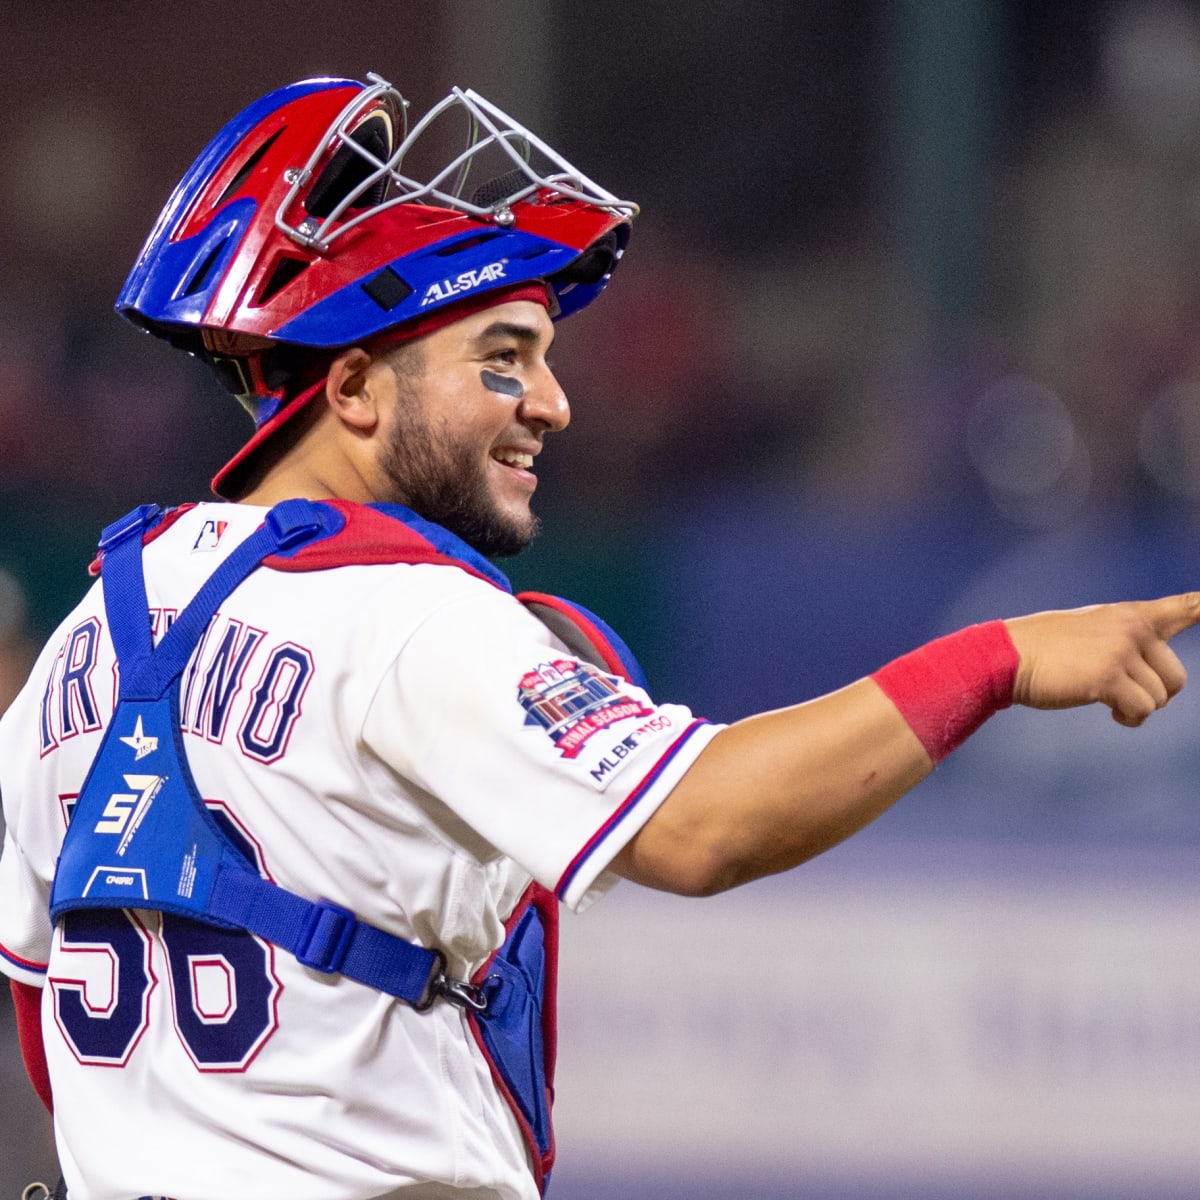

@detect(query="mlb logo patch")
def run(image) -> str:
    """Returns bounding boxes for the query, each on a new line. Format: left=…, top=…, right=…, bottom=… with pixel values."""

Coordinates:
left=518, top=659, right=651, bottom=759
left=192, top=518, right=229, bottom=552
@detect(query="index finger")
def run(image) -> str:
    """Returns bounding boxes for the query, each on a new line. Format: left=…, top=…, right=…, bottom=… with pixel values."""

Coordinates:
left=1145, top=592, right=1200, bottom=640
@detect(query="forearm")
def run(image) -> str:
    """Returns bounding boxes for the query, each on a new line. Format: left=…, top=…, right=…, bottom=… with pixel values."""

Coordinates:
left=613, top=594, right=1200, bottom=897
left=613, top=677, right=934, bottom=895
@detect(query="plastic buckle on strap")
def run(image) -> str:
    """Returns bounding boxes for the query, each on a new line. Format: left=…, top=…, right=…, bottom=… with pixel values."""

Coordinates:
left=98, top=504, right=162, bottom=552
left=295, top=899, right=357, bottom=975
left=265, top=499, right=325, bottom=550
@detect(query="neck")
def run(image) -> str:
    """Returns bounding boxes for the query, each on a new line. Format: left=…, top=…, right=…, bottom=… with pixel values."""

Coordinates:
left=237, top=473, right=342, bottom=507
left=237, top=424, right=383, bottom=507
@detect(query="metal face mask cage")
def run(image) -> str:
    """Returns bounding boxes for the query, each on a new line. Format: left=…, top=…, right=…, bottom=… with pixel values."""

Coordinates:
left=277, top=73, right=639, bottom=254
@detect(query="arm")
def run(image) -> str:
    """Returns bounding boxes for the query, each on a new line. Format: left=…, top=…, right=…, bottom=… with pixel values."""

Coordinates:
left=612, top=593, right=1200, bottom=897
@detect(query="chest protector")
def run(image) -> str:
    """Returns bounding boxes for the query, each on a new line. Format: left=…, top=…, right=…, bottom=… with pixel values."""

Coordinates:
left=48, top=499, right=648, bottom=1197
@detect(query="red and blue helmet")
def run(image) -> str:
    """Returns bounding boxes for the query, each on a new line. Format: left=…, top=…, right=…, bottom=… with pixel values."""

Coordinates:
left=116, top=72, right=637, bottom=494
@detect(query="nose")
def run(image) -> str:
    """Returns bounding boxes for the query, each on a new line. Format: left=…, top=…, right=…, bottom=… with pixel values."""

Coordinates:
left=519, top=365, right=570, bottom=434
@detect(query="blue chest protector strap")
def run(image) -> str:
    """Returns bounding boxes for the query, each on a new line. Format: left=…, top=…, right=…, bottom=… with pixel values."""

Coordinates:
left=49, top=500, right=461, bottom=1010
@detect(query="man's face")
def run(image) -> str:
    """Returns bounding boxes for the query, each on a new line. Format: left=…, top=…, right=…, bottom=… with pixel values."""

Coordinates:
left=376, top=300, right=568, bottom=557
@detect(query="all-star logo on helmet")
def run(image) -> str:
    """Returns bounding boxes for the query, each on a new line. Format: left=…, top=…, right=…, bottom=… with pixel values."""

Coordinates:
left=420, top=260, right=509, bottom=307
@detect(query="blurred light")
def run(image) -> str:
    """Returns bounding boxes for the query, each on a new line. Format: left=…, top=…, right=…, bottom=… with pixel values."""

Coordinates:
left=966, top=375, right=1090, bottom=527
left=1138, top=378, right=1200, bottom=497
left=0, top=568, right=28, bottom=642
left=2, top=100, right=132, bottom=240
left=1101, top=0, right=1200, bottom=152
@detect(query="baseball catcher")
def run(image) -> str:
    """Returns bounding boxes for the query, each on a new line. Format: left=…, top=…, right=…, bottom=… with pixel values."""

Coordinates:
left=2, top=72, right=1196, bottom=1199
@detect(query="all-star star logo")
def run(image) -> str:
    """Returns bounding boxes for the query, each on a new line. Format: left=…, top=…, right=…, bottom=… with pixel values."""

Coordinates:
left=119, top=715, right=159, bottom=761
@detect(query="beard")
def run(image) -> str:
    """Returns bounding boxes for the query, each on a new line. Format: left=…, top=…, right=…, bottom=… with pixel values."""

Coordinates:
left=378, top=399, right=540, bottom=559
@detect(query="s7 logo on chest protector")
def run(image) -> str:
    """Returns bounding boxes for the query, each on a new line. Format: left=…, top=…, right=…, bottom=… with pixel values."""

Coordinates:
left=517, top=659, right=651, bottom=759
left=94, top=773, right=166, bottom=855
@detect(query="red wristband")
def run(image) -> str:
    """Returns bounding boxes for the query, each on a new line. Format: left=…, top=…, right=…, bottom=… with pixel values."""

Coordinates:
left=870, top=621, right=1019, bottom=764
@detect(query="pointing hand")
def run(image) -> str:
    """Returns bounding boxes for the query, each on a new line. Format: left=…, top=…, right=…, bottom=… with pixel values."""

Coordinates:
left=1005, top=593, right=1200, bottom=727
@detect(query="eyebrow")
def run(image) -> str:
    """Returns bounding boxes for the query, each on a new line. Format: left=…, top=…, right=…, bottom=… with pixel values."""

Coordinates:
left=471, top=320, right=555, bottom=353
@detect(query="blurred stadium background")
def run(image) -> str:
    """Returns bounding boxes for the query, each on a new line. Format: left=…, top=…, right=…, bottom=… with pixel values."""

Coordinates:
left=5, top=1, right=1200, bottom=1195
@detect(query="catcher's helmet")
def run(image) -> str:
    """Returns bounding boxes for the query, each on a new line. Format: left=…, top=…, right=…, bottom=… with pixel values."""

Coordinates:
left=116, top=72, right=636, bottom=494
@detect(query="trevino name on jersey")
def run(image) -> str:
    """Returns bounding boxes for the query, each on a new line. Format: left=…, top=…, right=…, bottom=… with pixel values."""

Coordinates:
left=0, top=502, right=720, bottom=1200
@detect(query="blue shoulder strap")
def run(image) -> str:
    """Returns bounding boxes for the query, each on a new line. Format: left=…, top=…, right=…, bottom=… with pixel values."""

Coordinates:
left=50, top=500, right=460, bottom=1011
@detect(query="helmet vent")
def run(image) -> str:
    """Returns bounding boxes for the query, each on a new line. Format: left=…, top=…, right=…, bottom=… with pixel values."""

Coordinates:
left=213, top=128, right=285, bottom=212
left=433, top=231, right=503, bottom=258
left=256, top=255, right=310, bottom=306
left=305, top=113, right=393, bottom=220
left=362, top=267, right=413, bottom=311
left=184, top=241, right=229, bottom=297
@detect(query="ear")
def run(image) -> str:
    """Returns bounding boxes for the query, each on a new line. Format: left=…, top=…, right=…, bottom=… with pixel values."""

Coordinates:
left=324, top=347, right=381, bottom=434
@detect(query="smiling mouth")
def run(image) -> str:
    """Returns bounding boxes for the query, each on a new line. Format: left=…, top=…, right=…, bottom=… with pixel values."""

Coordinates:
left=492, top=449, right=534, bottom=470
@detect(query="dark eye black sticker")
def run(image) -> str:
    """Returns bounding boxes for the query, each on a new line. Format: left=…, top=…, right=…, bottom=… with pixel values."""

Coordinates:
left=481, top=369, right=524, bottom=398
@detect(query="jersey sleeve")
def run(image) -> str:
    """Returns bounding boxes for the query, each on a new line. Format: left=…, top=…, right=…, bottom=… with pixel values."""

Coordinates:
left=362, top=587, right=722, bottom=912
left=0, top=825, right=51, bottom=986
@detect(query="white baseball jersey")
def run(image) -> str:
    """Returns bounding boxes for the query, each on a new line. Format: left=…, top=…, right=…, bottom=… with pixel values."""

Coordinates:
left=0, top=501, right=721, bottom=1200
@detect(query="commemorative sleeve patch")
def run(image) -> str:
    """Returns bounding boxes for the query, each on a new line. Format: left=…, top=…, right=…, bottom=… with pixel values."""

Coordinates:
left=517, top=658, right=680, bottom=790
left=518, top=659, right=651, bottom=758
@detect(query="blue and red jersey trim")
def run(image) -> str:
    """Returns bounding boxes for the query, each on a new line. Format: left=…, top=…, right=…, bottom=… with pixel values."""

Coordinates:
left=554, top=719, right=710, bottom=901
left=261, top=500, right=512, bottom=591
left=0, top=938, right=48, bottom=976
